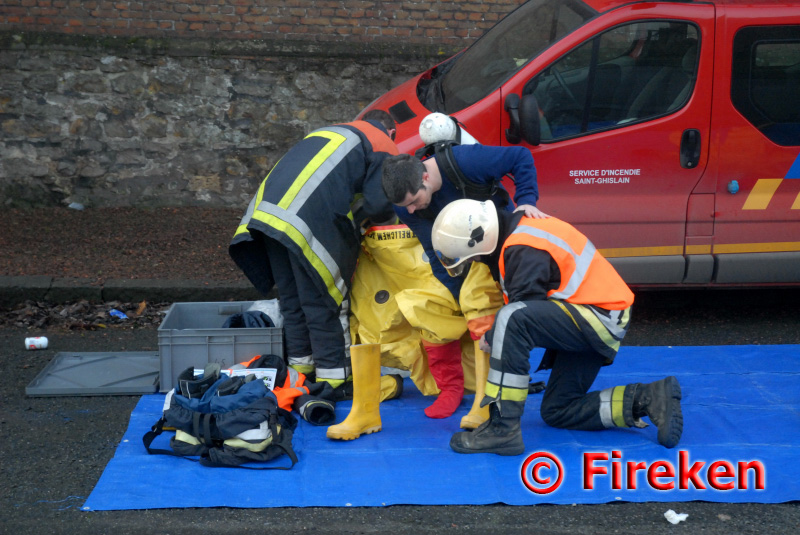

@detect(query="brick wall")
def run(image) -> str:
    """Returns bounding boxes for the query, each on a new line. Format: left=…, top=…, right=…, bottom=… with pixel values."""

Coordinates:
left=0, top=0, right=525, bottom=46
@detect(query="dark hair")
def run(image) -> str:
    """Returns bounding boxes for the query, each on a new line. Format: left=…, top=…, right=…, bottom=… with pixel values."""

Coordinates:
left=361, top=109, right=396, bottom=133
left=381, top=153, right=425, bottom=204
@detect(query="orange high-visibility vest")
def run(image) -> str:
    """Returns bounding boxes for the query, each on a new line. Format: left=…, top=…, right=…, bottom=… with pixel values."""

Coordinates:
left=498, top=216, right=634, bottom=310
left=239, top=355, right=310, bottom=412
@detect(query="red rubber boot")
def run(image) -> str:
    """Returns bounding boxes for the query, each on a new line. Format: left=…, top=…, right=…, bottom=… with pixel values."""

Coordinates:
left=423, top=340, right=464, bottom=419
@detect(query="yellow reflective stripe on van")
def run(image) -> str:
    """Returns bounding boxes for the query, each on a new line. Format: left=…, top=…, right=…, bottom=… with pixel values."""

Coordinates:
left=713, top=241, right=800, bottom=254
left=742, top=178, right=783, bottom=210
left=249, top=209, right=345, bottom=305
left=599, top=245, right=683, bottom=258
left=602, top=242, right=800, bottom=256
left=686, top=244, right=712, bottom=254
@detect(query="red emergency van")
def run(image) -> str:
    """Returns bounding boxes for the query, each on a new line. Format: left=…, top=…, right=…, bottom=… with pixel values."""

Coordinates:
left=361, top=0, right=800, bottom=287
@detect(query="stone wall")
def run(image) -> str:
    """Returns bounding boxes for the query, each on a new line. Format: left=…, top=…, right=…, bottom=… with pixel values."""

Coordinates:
left=0, top=1, right=525, bottom=208
left=0, top=35, right=436, bottom=208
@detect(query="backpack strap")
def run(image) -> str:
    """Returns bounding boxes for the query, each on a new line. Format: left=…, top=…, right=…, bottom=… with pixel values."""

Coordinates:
left=142, top=417, right=182, bottom=458
left=433, top=141, right=500, bottom=199
left=416, top=140, right=506, bottom=201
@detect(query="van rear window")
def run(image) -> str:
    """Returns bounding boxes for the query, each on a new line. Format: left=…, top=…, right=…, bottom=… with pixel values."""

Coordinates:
left=732, top=26, right=800, bottom=146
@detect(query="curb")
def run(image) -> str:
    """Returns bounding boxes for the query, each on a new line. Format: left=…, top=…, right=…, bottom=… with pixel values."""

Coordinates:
left=0, top=276, right=266, bottom=307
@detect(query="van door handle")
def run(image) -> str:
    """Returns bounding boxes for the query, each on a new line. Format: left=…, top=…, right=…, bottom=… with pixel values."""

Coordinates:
left=504, top=94, right=522, bottom=144
left=680, top=129, right=701, bottom=169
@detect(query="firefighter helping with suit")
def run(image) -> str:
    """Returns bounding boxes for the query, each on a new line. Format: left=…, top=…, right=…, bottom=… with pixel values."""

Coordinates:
left=230, top=111, right=399, bottom=397
left=380, top=129, right=548, bottom=422
left=431, top=199, right=684, bottom=455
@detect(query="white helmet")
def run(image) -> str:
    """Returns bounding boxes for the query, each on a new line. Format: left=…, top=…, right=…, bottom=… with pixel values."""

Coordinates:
left=419, top=112, right=458, bottom=145
left=432, top=199, right=499, bottom=277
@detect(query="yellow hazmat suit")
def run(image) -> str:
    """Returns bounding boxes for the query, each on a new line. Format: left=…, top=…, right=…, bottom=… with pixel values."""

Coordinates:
left=349, top=225, right=503, bottom=401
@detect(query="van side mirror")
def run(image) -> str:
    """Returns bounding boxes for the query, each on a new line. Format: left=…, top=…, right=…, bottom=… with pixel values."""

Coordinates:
left=504, top=93, right=541, bottom=146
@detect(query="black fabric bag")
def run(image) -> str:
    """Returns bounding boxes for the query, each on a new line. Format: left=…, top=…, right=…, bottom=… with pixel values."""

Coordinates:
left=143, top=368, right=298, bottom=469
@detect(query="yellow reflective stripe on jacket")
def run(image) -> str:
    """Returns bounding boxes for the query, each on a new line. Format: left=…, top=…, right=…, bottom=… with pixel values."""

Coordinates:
left=569, top=303, right=629, bottom=353
left=485, top=381, right=528, bottom=402
left=488, top=368, right=529, bottom=389
left=599, top=385, right=628, bottom=428
left=250, top=205, right=347, bottom=305
left=279, top=129, right=351, bottom=211
left=552, top=300, right=580, bottom=330
left=233, top=188, right=262, bottom=239
left=489, top=302, right=527, bottom=364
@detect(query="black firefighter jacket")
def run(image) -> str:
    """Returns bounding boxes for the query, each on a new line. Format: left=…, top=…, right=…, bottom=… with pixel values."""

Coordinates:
left=230, top=121, right=399, bottom=311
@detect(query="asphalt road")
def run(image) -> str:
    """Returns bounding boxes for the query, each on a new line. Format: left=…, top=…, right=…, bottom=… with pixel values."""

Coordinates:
left=2, top=289, right=799, bottom=535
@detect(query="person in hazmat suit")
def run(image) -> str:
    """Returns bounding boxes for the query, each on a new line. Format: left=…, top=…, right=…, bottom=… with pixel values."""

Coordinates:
left=431, top=199, right=684, bottom=455
left=230, top=110, right=400, bottom=404
left=380, top=120, right=548, bottom=422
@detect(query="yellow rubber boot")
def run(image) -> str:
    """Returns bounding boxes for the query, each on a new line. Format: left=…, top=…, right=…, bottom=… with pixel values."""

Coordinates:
left=327, top=344, right=382, bottom=440
left=460, top=340, right=490, bottom=429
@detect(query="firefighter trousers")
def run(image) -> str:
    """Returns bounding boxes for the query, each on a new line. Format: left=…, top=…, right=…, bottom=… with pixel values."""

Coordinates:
left=487, top=299, right=618, bottom=430
left=263, top=237, right=349, bottom=380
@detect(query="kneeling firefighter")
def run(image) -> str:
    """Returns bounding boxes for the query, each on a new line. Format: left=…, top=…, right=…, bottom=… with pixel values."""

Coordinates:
left=431, top=200, right=684, bottom=455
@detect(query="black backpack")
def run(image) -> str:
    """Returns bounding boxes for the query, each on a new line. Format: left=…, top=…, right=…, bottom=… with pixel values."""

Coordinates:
left=143, top=366, right=298, bottom=469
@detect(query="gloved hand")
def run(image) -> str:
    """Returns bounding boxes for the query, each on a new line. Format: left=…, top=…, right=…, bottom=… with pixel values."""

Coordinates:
left=479, top=333, right=492, bottom=354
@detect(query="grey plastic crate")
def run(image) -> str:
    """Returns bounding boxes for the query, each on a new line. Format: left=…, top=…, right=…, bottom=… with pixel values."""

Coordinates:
left=158, top=301, right=283, bottom=393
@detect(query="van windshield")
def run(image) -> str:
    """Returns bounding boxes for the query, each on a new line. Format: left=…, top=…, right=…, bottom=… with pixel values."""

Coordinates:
left=437, top=0, right=596, bottom=113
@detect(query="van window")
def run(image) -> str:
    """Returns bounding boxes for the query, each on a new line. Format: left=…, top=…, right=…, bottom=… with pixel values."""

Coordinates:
left=528, top=21, right=699, bottom=141
left=731, top=26, right=800, bottom=146
left=438, top=0, right=595, bottom=114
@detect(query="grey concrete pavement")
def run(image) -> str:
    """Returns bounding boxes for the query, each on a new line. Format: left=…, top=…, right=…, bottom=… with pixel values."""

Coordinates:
left=2, top=289, right=800, bottom=534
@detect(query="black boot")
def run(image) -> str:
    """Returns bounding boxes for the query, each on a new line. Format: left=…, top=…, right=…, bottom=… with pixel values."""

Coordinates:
left=632, top=376, right=683, bottom=448
left=450, top=403, right=524, bottom=456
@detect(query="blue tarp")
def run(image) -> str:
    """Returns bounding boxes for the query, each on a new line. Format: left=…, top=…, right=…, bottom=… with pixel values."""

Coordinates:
left=83, top=345, right=800, bottom=511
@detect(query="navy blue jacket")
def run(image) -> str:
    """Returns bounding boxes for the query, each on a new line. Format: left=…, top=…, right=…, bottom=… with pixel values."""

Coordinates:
left=395, top=144, right=539, bottom=297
